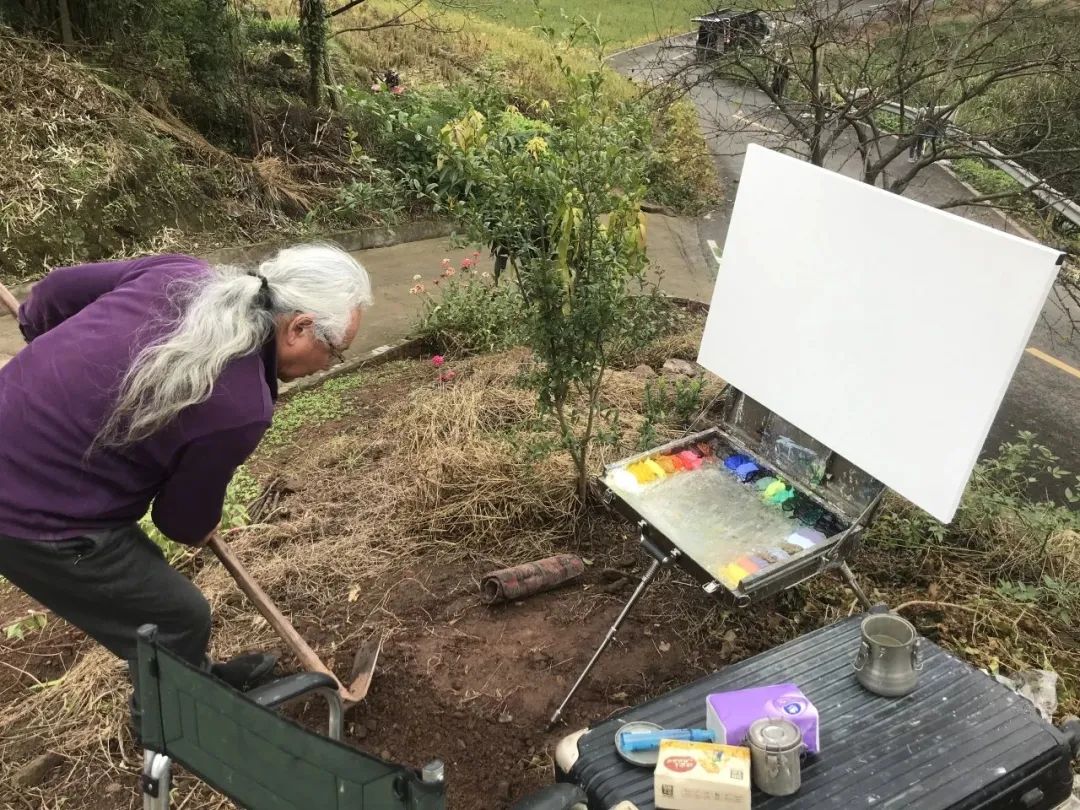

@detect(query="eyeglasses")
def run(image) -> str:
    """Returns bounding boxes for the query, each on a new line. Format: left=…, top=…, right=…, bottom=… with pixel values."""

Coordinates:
left=324, top=339, right=346, bottom=365
left=310, top=324, right=346, bottom=365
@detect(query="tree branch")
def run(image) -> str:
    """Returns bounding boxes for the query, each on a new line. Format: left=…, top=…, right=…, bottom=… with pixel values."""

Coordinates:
left=328, top=0, right=368, bottom=17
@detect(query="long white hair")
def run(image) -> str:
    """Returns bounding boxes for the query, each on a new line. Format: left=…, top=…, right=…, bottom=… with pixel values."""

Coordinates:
left=99, top=243, right=372, bottom=445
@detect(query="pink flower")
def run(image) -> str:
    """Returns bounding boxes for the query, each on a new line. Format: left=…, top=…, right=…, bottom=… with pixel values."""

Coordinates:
left=391, top=85, right=406, bottom=95
left=439, top=370, right=456, bottom=382
left=371, top=83, right=382, bottom=92
left=460, top=258, right=474, bottom=270
left=409, top=283, right=425, bottom=295
left=442, top=267, right=456, bottom=277
left=432, top=355, right=445, bottom=368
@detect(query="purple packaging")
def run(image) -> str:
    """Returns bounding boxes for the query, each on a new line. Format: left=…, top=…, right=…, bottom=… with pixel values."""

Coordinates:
left=705, top=684, right=820, bottom=754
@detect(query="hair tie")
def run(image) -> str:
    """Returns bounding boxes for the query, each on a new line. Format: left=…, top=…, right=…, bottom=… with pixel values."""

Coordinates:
left=248, top=272, right=273, bottom=309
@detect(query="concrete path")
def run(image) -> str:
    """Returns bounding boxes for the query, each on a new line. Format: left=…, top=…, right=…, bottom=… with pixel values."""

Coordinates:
left=0, top=212, right=712, bottom=372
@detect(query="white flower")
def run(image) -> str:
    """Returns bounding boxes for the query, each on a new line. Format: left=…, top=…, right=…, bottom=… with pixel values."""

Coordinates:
left=413, top=274, right=423, bottom=281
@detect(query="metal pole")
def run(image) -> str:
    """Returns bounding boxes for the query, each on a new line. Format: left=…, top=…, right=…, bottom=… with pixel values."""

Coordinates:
left=549, top=557, right=666, bottom=727
left=839, top=562, right=872, bottom=610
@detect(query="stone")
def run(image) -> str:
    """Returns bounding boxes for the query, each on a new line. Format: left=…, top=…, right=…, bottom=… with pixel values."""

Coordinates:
left=15, top=752, right=63, bottom=787
left=269, top=50, right=298, bottom=70
left=632, top=364, right=656, bottom=379
left=662, top=358, right=698, bottom=377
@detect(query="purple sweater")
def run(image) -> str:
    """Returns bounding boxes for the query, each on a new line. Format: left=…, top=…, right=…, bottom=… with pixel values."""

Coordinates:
left=0, top=256, right=275, bottom=544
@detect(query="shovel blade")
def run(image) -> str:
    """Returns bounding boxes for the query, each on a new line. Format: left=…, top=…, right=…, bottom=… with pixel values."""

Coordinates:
left=341, top=635, right=382, bottom=705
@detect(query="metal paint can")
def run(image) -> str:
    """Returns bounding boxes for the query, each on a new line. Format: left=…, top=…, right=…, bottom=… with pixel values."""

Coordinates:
left=747, top=717, right=803, bottom=796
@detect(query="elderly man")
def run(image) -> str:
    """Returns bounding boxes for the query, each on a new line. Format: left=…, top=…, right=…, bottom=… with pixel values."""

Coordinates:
left=0, top=244, right=371, bottom=724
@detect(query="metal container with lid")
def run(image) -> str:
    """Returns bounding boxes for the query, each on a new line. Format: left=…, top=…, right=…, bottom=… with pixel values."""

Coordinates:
left=747, top=717, right=804, bottom=796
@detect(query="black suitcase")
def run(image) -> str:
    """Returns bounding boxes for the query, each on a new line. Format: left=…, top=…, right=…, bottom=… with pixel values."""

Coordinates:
left=557, top=615, right=1078, bottom=809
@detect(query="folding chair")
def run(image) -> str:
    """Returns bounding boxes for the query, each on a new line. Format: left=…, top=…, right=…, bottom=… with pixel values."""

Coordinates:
left=135, top=624, right=445, bottom=810
left=136, top=625, right=588, bottom=810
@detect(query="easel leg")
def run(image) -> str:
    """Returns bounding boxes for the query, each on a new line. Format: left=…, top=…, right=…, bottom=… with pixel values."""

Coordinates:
left=548, top=558, right=664, bottom=727
left=838, top=562, right=872, bottom=610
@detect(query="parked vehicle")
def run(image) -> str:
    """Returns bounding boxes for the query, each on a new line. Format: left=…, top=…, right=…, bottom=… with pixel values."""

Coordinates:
left=693, top=8, right=771, bottom=60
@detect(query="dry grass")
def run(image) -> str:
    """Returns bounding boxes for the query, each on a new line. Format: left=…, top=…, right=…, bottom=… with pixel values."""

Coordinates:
left=259, top=0, right=636, bottom=104
left=0, top=30, right=337, bottom=284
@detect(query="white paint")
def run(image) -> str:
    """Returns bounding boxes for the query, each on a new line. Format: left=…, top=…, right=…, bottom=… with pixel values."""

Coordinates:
left=733, top=111, right=783, bottom=135
left=697, top=145, right=1061, bottom=523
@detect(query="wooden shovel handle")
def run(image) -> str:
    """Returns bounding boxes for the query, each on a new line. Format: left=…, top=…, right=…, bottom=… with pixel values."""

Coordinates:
left=208, top=535, right=342, bottom=689
left=0, top=282, right=20, bottom=319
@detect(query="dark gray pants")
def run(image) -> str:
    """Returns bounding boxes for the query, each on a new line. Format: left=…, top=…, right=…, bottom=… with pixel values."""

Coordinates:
left=0, top=524, right=211, bottom=670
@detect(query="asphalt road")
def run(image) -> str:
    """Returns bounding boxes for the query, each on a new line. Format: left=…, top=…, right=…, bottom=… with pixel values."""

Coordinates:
left=612, top=37, right=1080, bottom=502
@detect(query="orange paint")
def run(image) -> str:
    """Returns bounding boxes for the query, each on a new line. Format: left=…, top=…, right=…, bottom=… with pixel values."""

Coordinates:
left=734, top=555, right=761, bottom=573
left=656, top=455, right=678, bottom=474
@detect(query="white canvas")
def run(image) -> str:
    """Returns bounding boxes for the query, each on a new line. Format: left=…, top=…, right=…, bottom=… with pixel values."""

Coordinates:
left=697, top=145, right=1061, bottom=523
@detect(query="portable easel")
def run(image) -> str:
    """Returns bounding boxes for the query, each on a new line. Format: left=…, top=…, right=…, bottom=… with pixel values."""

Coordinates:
left=550, top=386, right=886, bottom=726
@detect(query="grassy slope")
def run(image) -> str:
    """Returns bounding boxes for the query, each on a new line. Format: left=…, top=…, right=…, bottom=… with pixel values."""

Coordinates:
left=469, top=0, right=703, bottom=48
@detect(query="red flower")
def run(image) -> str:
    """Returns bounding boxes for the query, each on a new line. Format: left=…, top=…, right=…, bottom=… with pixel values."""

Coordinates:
left=432, top=355, right=445, bottom=368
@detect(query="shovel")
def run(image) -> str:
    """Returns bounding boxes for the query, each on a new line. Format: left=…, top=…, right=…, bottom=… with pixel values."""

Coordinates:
left=0, top=279, right=380, bottom=706
left=209, top=536, right=381, bottom=706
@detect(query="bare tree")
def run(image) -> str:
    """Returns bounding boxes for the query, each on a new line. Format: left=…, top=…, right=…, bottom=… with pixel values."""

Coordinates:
left=298, top=0, right=485, bottom=107
left=650, top=0, right=1079, bottom=209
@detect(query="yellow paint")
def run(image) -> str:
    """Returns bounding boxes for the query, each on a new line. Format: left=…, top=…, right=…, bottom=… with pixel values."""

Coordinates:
left=1026, top=347, right=1080, bottom=381
left=762, top=480, right=787, bottom=500
left=643, top=458, right=667, bottom=479
left=719, top=562, right=751, bottom=589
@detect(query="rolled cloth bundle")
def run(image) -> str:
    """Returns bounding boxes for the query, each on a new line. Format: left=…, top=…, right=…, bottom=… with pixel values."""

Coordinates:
left=481, top=554, right=585, bottom=604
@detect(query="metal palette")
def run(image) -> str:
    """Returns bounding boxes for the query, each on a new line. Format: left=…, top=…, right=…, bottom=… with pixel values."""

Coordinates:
left=599, top=386, right=885, bottom=604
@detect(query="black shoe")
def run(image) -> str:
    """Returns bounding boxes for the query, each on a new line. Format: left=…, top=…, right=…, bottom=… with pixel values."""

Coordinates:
left=211, top=652, right=278, bottom=691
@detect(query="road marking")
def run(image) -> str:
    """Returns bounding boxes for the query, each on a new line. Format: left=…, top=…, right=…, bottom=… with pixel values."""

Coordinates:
left=1025, top=347, right=1080, bottom=381
left=732, top=111, right=782, bottom=135
left=706, top=239, right=723, bottom=270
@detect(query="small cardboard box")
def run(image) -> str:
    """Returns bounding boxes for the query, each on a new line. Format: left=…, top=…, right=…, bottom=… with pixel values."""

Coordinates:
left=706, top=683, right=820, bottom=753
left=654, top=740, right=751, bottom=810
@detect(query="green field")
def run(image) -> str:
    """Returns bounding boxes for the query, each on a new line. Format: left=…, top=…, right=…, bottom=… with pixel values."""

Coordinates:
left=472, top=0, right=710, bottom=49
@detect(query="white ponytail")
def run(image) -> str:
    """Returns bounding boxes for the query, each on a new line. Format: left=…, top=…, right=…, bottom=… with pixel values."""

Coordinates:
left=99, top=243, right=372, bottom=445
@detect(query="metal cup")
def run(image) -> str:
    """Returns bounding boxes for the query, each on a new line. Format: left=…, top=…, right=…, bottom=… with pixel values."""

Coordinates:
left=853, top=613, right=922, bottom=697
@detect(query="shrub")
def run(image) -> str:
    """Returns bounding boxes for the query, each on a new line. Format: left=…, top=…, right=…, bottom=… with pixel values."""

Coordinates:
left=412, top=255, right=527, bottom=354
left=436, top=33, right=667, bottom=501
left=868, top=432, right=1079, bottom=580
left=245, top=16, right=301, bottom=46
